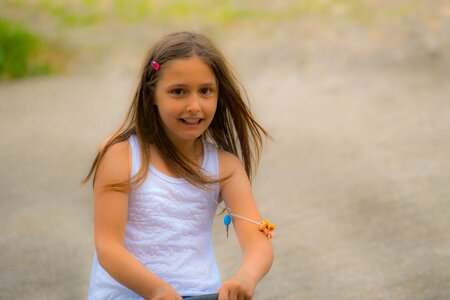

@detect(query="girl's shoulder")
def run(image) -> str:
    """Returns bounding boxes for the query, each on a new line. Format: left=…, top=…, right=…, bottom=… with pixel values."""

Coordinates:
left=99, top=135, right=131, bottom=157
left=217, top=149, right=243, bottom=178
left=96, top=135, right=131, bottom=177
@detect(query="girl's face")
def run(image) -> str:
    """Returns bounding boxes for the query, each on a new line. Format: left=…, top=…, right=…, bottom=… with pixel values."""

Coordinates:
left=154, top=55, right=218, bottom=147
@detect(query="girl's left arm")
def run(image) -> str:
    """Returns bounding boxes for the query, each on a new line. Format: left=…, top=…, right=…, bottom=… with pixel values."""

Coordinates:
left=217, top=151, right=274, bottom=300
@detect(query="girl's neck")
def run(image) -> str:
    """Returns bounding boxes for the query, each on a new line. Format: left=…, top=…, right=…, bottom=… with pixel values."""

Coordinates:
left=172, top=138, right=203, bottom=164
left=149, top=138, right=203, bottom=179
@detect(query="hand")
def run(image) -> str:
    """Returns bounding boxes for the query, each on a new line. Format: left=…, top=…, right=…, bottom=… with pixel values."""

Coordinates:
left=147, top=283, right=182, bottom=300
left=218, top=276, right=256, bottom=300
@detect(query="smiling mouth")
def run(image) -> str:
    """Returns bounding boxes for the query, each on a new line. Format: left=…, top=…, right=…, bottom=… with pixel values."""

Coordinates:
left=180, top=118, right=202, bottom=125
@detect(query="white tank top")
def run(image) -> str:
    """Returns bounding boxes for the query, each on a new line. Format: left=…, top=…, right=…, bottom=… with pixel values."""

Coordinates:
left=88, top=135, right=221, bottom=299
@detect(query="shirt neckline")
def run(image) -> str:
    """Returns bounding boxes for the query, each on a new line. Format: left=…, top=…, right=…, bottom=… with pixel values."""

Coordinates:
left=150, top=139, right=209, bottom=184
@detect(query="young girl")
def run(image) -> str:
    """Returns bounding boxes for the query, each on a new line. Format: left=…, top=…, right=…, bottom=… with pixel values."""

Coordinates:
left=84, top=31, right=274, bottom=300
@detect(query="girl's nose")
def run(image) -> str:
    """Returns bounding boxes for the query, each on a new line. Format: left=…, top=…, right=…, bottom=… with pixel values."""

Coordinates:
left=186, top=96, right=201, bottom=113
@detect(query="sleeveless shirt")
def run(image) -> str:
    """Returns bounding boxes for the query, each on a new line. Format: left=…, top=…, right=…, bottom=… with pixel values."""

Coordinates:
left=88, top=135, right=221, bottom=299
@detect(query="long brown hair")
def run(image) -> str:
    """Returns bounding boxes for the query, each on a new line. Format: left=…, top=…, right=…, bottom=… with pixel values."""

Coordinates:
left=83, top=31, right=270, bottom=191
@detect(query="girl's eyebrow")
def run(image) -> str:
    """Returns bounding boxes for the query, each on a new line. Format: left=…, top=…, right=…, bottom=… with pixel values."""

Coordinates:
left=166, top=81, right=217, bottom=88
left=199, top=81, right=217, bottom=86
left=166, top=83, right=188, bottom=88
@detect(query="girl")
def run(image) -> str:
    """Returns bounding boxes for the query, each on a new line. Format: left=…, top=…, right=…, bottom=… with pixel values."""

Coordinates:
left=84, top=31, right=274, bottom=300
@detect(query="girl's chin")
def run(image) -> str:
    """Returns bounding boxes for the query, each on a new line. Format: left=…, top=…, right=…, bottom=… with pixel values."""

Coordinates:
left=167, top=133, right=205, bottom=144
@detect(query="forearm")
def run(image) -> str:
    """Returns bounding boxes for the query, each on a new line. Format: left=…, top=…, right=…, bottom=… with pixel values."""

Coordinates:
left=234, top=238, right=274, bottom=286
left=97, top=243, right=169, bottom=299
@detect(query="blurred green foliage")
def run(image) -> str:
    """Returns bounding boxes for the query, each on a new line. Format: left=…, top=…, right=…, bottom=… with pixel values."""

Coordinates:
left=0, top=19, right=52, bottom=79
left=0, top=0, right=425, bottom=80
left=2, top=0, right=422, bottom=27
left=37, top=0, right=104, bottom=26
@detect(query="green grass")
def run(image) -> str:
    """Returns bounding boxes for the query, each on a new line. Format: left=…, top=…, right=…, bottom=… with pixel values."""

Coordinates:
left=0, top=0, right=427, bottom=80
left=113, top=0, right=153, bottom=22
left=36, top=0, right=104, bottom=26
left=5, top=0, right=427, bottom=22
left=2, top=0, right=425, bottom=27
left=0, top=19, right=53, bottom=79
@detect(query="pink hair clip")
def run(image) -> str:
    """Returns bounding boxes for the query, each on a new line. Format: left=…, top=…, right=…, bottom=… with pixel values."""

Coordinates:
left=150, top=60, right=160, bottom=71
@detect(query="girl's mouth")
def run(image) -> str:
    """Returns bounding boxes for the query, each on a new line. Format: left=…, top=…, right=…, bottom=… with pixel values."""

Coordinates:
left=180, top=118, right=202, bottom=125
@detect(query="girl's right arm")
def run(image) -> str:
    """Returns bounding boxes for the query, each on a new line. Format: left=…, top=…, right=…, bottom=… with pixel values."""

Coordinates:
left=93, top=139, right=181, bottom=300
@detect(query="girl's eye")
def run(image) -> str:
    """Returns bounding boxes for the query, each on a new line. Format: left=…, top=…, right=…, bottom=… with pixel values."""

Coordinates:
left=200, top=87, right=213, bottom=95
left=170, top=88, right=186, bottom=96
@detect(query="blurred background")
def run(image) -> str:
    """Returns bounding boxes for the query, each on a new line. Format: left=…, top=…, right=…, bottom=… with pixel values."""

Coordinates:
left=1, top=0, right=449, bottom=299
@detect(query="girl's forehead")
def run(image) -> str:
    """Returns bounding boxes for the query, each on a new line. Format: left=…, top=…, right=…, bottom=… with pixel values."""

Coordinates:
left=158, top=56, right=216, bottom=84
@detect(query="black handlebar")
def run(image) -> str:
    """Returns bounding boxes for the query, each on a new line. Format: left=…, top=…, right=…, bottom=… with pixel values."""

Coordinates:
left=183, top=293, right=218, bottom=300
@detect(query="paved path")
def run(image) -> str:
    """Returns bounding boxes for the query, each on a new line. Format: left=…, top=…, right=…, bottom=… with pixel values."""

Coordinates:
left=1, top=23, right=450, bottom=299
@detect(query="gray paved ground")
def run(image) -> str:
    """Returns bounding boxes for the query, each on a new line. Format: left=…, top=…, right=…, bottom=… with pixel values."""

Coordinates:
left=1, top=12, right=450, bottom=300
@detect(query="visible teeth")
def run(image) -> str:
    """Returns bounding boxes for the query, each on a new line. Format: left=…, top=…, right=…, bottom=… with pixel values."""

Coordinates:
left=183, top=119, right=200, bottom=124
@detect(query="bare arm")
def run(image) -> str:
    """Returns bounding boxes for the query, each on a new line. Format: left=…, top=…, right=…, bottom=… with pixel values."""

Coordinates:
left=93, top=140, right=181, bottom=300
left=217, top=151, right=274, bottom=300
